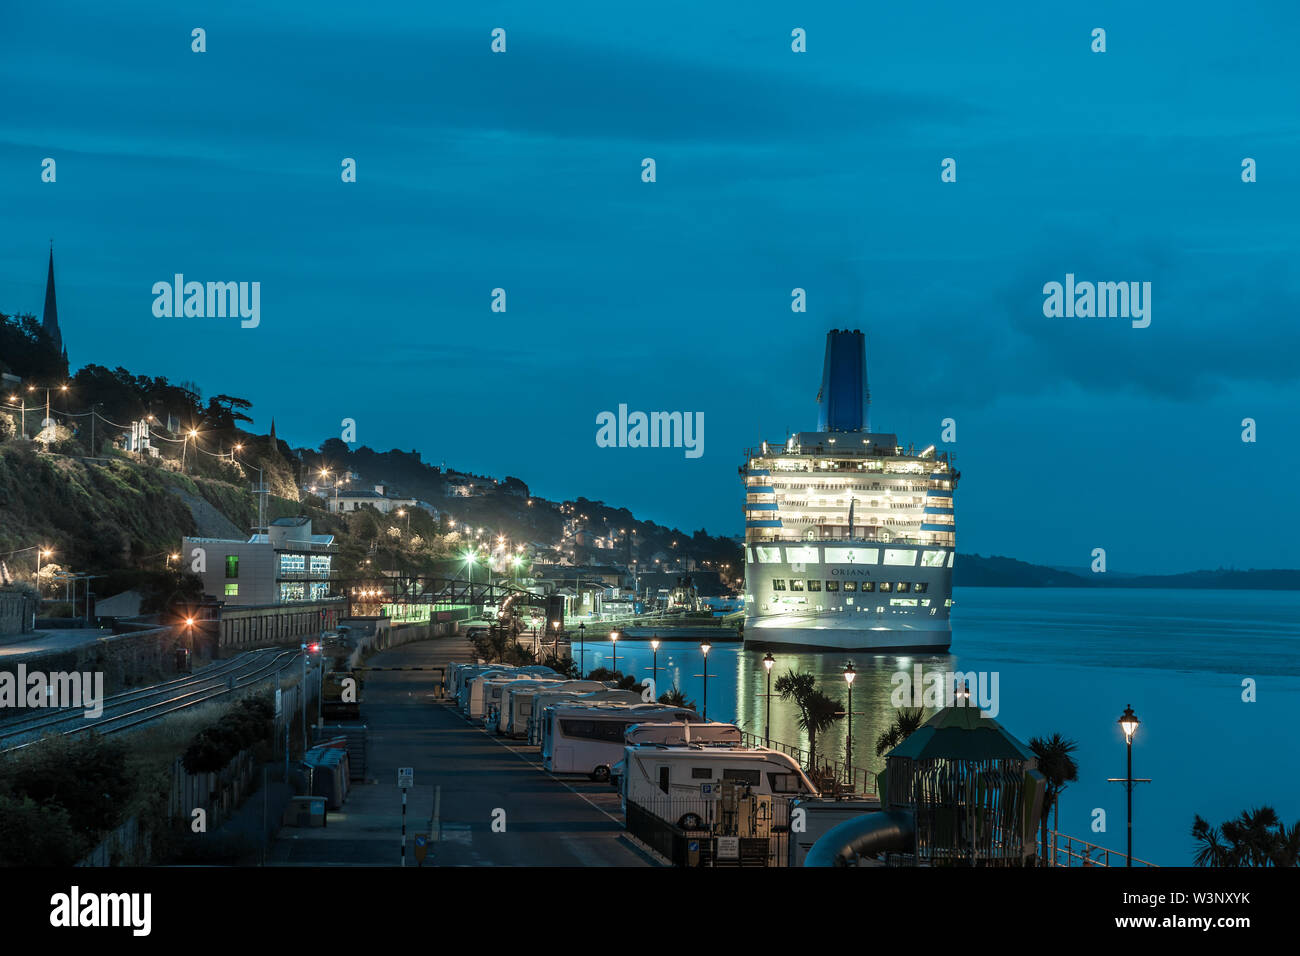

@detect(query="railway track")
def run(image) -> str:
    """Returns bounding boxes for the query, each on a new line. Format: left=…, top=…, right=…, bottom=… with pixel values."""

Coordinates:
left=0, top=648, right=304, bottom=754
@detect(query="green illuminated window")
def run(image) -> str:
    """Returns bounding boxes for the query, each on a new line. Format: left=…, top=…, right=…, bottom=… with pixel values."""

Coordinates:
left=225, top=555, right=239, bottom=578
left=225, top=583, right=238, bottom=596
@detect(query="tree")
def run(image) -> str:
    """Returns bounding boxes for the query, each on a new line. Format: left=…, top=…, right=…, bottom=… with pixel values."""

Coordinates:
left=657, top=683, right=696, bottom=711
left=875, top=707, right=926, bottom=757
left=1028, top=733, right=1079, bottom=864
left=774, top=670, right=843, bottom=771
left=1192, top=806, right=1300, bottom=867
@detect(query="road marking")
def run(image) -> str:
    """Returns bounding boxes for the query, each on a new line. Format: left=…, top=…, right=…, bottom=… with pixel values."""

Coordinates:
left=446, top=705, right=624, bottom=826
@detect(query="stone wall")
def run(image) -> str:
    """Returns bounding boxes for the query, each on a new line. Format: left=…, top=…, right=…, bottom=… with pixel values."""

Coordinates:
left=0, top=590, right=37, bottom=637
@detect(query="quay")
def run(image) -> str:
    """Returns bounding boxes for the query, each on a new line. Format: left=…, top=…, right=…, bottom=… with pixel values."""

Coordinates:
left=269, top=635, right=658, bottom=866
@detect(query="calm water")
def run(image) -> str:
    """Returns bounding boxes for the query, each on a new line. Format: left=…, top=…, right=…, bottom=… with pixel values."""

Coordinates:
left=576, top=587, right=1300, bottom=866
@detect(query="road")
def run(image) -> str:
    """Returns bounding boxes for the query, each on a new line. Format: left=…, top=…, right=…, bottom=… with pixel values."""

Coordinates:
left=0, top=627, right=114, bottom=660
left=270, top=636, right=657, bottom=866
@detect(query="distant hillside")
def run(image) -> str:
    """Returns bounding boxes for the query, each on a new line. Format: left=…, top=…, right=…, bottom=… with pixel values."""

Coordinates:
left=957, top=554, right=1300, bottom=590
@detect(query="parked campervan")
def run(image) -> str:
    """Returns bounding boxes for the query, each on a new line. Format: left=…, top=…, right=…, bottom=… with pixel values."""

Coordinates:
left=500, top=680, right=606, bottom=737
left=619, top=744, right=818, bottom=828
left=541, top=703, right=700, bottom=781
left=463, top=665, right=556, bottom=718
left=611, top=722, right=744, bottom=791
left=483, top=678, right=558, bottom=730
left=524, top=686, right=638, bottom=743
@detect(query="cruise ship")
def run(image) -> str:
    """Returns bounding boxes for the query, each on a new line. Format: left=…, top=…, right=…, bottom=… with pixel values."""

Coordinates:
left=741, top=329, right=959, bottom=651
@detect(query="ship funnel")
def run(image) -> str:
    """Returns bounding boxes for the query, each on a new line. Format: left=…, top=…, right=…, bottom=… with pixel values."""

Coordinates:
left=816, top=329, right=870, bottom=432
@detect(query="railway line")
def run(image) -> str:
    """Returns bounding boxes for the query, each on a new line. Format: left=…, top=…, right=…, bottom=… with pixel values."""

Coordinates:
left=0, top=648, right=303, bottom=754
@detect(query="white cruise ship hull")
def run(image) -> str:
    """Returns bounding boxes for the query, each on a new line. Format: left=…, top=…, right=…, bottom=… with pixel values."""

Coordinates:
left=742, top=540, right=954, bottom=652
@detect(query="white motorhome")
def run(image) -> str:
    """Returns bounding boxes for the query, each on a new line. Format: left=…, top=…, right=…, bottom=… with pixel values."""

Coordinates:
left=463, top=665, right=556, bottom=718
left=542, top=703, right=700, bottom=781
left=525, top=687, right=642, bottom=743
left=611, top=722, right=744, bottom=791
left=501, top=680, right=607, bottom=737
left=483, top=677, right=558, bottom=729
left=620, top=744, right=818, bottom=829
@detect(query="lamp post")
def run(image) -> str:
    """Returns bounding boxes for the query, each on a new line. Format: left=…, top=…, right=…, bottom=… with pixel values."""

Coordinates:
left=578, top=621, right=586, bottom=676
left=650, top=637, right=660, bottom=697
left=763, top=652, right=775, bottom=746
left=700, top=641, right=711, bottom=720
left=1118, top=705, right=1140, bottom=867
left=843, top=661, right=857, bottom=769
left=609, top=629, right=620, bottom=676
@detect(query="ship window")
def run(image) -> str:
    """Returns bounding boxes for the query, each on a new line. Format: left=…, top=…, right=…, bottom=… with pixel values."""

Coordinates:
left=772, top=580, right=786, bottom=591
left=825, top=581, right=839, bottom=592
left=884, top=549, right=918, bottom=567
left=896, top=582, right=910, bottom=593
left=879, top=582, right=892, bottom=593
left=756, top=546, right=782, bottom=563
left=922, top=550, right=947, bottom=567
left=691, top=767, right=713, bottom=780
left=914, top=582, right=928, bottom=594
left=806, top=580, right=821, bottom=592
left=842, top=581, right=857, bottom=592
left=862, top=581, right=876, bottom=592
left=789, top=580, right=805, bottom=591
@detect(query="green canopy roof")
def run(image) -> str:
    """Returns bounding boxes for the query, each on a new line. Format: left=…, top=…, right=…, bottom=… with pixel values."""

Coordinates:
left=885, top=704, right=1036, bottom=763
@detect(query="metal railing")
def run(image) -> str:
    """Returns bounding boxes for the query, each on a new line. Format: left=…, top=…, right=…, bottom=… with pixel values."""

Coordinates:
left=740, top=731, right=878, bottom=797
left=1046, top=831, right=1158, bottom=867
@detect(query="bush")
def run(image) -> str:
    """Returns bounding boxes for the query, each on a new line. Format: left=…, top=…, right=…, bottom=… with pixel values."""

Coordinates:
left=0, top=794, right=81, bottom=866
left=0, top=734, right=134, bottom=848
left=182, top=697, right=274, bottom=773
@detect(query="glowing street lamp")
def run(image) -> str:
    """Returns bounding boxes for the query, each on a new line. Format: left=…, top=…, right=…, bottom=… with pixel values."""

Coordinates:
left=700, top=641, right=712, bottom=720
left=609, top=629, right=620, bottom=677
left=843, top=661, right=857, bottom=767
left=650, top=637, right=660, bottom=695
left=1117, top=705, right=1141, bottom=866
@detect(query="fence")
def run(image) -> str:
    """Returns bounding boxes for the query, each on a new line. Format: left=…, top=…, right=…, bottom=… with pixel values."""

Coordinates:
left=1047, top=831, right=1158, bottom=867
left=78, top=816, right=149, bottom=867
left=740, top=731, right=878, bottom=797
left=626, top=793, right=794, bottom=867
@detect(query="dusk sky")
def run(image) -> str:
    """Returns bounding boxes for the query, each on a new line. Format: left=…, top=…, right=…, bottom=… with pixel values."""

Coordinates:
left=2, top=1, right=1296, bottom=573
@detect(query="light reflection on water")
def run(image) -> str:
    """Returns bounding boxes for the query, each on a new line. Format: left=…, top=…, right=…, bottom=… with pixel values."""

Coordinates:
left=574, top=587, right=1300, bottom=865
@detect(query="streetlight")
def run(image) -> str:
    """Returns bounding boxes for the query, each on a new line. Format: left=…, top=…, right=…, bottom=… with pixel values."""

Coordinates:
left=578, top=621, right=586, bottom=675
left=610, top=629, right=620, bottom=677
left=700, top=641, right=711, bottom=720
left=843, top=661, right=857, bottom=770
left=763, top=652, right=775, bottom=746
left=650, top=637, right=660, bottom=696
left=1118, top=704, right=1140, bottom=867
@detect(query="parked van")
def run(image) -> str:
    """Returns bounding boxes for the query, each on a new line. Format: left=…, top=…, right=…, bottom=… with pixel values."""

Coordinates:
left=501, top=680, right=606, bottom=737
left=620, top=744, right=818, bottom=828
left=483, top=678, right=558, bottom=730
left=542, top=703, right=700, bottom=781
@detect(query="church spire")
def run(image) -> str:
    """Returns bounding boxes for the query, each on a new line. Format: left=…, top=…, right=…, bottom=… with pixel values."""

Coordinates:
left=42, top=242, right=63, bottom=357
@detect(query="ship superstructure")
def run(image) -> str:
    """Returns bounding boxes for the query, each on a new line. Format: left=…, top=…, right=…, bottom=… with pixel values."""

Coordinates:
left=741, top=329, right=958, bottom=651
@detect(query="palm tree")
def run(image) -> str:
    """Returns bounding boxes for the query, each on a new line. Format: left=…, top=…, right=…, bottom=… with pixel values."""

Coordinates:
left=774, top=670, right=843, bottom=771
left=1192, top=806, right=1299, bottom=867
left=1028, top=733, right=1079, bottom=864
left=875, top=707, right=926, bottom=757
left=657, top=683, right=696, bottom=711
left=802, top=690, right=844, bottom=776
left=1191, top=816, right=1229, bottom=867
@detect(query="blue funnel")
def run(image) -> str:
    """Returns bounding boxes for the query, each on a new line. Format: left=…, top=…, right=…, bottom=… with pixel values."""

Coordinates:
left=816, top=329, right=870, bottom=433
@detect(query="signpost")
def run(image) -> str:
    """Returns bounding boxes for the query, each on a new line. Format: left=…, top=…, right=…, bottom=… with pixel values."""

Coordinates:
left=717, top=836, right=740, bottom=860
left=398, top=768, right=413, bottom=866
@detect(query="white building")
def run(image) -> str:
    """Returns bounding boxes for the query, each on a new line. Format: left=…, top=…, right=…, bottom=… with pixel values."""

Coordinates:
left=183, top=516, right=336, bottom=606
